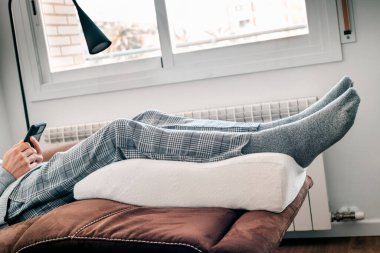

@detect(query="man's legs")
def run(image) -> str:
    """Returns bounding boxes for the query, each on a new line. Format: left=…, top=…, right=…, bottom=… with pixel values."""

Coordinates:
left=133, top=110, right=260, bottom=132
left=7, top=118, right=254, bottom=223
left=7, top=87, right=359, bottom=223
left=133, top=76, right=353, bottom=131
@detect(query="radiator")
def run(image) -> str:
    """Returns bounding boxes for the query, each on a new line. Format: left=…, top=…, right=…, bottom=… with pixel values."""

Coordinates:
left=41, top=96, right=331, bottom=232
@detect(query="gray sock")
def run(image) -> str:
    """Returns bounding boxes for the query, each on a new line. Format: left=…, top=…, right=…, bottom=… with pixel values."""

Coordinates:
left=259, top=76, right=354, bottom=130
left=243, top=87, right=360, bottom=168
left=134, top=77, right=353, bottom=133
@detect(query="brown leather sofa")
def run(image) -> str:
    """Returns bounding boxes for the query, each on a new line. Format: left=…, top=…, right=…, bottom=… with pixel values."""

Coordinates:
left=0, top=177, right=312, bottom=253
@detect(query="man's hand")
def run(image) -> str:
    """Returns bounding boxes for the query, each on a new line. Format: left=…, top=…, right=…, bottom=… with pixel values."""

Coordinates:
left=2, top=137, right=43, bottom=179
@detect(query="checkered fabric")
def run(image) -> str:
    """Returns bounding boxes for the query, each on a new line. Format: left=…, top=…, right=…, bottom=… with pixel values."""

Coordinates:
left=132, top=110, right=260, bottom=132
left=5, top=112, right=261, bottom=224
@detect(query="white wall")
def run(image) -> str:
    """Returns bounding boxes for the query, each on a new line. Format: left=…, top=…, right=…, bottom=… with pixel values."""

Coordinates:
left=0, top=79, right=12, bottom=155
left=0, top=0, right=379, bottom=237
left=0, top=0, right=28, bottom=143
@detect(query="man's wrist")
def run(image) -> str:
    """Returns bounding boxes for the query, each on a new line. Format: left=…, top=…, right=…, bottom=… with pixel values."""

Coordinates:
left=0, top=166, right=16, bottom=195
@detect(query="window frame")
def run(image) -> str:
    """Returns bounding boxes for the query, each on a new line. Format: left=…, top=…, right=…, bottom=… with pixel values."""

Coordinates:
left=13, top=0, right=342, bottom=101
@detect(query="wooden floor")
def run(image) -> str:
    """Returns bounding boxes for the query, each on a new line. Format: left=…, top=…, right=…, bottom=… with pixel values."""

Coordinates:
left=276, top=237, right=380, bottom=253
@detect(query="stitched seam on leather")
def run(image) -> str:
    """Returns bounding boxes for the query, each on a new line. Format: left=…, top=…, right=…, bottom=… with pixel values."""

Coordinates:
left=73, top=236, right=203, bottom=253
left=16, top=236, right=203, bottom=253
left=15, top=206, right=203, bottom=253
left=71, top=206, right=139, bottom=238
left=16, top=237, right=71, bottom=253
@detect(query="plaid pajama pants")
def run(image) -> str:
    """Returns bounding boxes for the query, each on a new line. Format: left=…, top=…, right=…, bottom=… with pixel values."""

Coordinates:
left=6, top=111, right=260, bottom=224
left=132, top=110, right=260, bottom=132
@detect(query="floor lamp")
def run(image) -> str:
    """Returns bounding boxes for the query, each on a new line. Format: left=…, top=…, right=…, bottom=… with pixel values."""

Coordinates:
left=8, top=0, right=112, bottom=130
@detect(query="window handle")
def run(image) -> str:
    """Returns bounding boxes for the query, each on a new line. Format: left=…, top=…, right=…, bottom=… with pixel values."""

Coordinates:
left=337, top=0, right=356, bottom=43
left=341, top=0, right=351, bottom=35
left=31, top=0, right=37, bottom=16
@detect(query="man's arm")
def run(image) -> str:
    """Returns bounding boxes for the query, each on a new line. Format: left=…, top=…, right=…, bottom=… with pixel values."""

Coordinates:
left=42, top=141, right=79, bottom=162
left=0, top=139, right=79, bottom=196
left=0, top=137, right=43, bottom=196
left=0, top=163, right=15, bottom=197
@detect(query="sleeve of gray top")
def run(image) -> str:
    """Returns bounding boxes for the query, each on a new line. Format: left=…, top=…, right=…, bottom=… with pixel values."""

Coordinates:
left=0, top=167, right=16, bottom=196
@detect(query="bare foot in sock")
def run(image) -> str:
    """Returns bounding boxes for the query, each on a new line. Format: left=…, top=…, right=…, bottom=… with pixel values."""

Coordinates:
left=133, top=76, right=354, bottom=133
left=259, top=76, right=354, bottom=130
left=243, top=87, right=360, bottom=168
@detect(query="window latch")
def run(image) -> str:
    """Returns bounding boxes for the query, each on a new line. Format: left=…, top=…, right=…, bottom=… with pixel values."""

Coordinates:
left=337, top=0, right=356, bottom=43
left=31, top=0, right=37, bottom=16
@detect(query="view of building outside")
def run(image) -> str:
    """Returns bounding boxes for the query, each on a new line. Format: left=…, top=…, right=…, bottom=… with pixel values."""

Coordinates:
left=38, top=0, right=86, bottom=72
left=166, top=0, right=308, bottom=53
left=38, top=0, right=307, bottom=72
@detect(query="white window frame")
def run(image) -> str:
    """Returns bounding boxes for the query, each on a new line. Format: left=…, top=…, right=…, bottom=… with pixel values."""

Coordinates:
left=12, top=0, right=342, bottom=101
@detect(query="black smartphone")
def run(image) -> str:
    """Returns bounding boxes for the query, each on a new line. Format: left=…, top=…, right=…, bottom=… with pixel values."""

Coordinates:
left=24, top=123, right=47, bottom=144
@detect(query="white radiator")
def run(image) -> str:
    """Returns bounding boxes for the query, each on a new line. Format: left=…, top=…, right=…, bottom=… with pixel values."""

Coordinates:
left=41, top=96, right=331, bottom=231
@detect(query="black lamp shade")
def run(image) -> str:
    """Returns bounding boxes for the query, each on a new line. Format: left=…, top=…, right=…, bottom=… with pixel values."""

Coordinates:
left=72, top=0, right=112, bottom=54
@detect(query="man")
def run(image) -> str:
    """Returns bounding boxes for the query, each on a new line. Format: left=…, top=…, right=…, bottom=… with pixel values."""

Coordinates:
left=0, top=78, right=360, bottom=228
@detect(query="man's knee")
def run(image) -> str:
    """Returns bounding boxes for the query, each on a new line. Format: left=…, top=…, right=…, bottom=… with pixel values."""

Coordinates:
left=108, top=118, right=134, bottom=130
left=132, top=110, right=163, bottom=122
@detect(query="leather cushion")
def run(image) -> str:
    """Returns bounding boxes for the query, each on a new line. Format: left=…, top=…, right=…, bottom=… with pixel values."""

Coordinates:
left=9, top=201, right=239, bottom=253
left=0, top=177, right=312, bottom=253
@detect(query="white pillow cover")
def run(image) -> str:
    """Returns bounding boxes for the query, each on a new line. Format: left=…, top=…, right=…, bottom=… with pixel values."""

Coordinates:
left=74, top=153, right=306, bottom=212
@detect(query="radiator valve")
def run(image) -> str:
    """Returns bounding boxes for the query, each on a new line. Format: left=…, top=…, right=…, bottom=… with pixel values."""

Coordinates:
left=331, top=206, right=365, bottom=222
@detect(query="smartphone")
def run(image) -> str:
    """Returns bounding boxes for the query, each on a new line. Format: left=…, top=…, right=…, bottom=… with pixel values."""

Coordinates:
left=24, top=123, right=47, bottom=145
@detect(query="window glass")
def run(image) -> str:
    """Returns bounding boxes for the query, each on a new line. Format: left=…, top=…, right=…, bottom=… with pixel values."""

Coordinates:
left=38, top=0, right=161, bottom=72
left=166, top=0, right=308, bottom=54
left=17, top=0, right=340, bottom=100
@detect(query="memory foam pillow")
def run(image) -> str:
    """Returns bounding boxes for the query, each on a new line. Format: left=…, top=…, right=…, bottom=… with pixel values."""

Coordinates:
left=74, top=153, right=306, bottom=212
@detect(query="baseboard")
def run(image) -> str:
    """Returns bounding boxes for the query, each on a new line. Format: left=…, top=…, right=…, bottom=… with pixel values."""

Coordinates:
left=284, top=218, right=380, bottom=238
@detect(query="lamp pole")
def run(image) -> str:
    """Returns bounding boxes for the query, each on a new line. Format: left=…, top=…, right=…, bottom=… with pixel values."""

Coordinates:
left=8, top=0, right=30, bottom=130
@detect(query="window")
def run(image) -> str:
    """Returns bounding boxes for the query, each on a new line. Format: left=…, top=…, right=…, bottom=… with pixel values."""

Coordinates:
left=165, top=0, right=309, bottom=54
left=12, top=0, right=342, bottom=101
left=38, top=0, right=161, bottom=72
